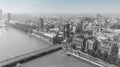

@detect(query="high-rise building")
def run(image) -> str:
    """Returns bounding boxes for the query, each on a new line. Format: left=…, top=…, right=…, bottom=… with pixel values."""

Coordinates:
left=64, top=21, right=70, bottom=38
left=7, top=13, right=11, bottom=21
left=0, top=9, right=2, bottom=20
left=38, top=18, right=44, bottom=32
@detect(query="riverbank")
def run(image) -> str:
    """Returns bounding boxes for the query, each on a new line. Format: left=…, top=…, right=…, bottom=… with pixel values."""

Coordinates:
left=6, top=23, right=58, bottom=46
left=67, top=52, right=102, bottom=67
left=65, top=49, right=117, bottom=67
left=31, top=31, right=52, bottom=44
left=8, top=23, right=53, bottom=45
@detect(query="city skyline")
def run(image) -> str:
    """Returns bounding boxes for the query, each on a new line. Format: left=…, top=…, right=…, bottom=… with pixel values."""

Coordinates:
left=0, top=0, right=120, bottom=14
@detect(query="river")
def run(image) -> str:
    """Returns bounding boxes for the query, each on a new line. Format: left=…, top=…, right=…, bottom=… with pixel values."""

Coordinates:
left=0, top=27, right=50, bottom=61
left=0, top=27, right=98, bottom=67
left=23, top=50, right=98, bottom=67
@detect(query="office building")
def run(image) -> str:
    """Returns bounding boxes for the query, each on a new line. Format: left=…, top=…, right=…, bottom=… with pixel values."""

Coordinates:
left=7, top=13, right=11, bottom=21
left=38, top=18, right=44, bottom=32
left=0, top=9, right=2, bottom=20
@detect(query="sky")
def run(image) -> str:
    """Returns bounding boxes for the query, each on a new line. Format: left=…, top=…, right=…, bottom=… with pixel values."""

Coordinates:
left=0, top=0, right=120, bottom=14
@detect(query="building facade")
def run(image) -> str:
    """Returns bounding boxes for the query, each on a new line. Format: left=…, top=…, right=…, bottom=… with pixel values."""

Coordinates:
left=38, top=18, right=44, bottom=32
left=85, top=37, right=96, bottom=52
left=7, top=13, right=11, bottom=21
left=99, top=39, right=115, bottom=55
left=72, top=37, right=83, bottom=49
left=0, top=9, right=2, bottom=20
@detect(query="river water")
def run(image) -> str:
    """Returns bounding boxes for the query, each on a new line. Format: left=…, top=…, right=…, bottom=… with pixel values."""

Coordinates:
left=0, top=27, right=50, bottom=61
left=0, top=27, right=97, bottom=67
left=23, top=50, right=98, bottom=67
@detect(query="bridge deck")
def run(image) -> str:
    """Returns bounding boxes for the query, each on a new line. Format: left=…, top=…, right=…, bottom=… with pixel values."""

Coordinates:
left=0, top=44, right=63, bottom=67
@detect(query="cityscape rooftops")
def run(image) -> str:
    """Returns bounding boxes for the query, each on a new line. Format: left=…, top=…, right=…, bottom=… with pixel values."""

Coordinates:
left=44, top=33, right=56, bottom=38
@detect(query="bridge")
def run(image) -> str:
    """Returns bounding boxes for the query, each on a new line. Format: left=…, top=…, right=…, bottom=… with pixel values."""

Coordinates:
left=0, top=44, right=63, bottom=67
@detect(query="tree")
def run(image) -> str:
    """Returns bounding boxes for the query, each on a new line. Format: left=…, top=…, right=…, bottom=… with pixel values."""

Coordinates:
left=81, top=38, right=87, bottom=52
left=93, top=39, right=99, bottom=52
left=116, top=58, right=120, bottom=66
left=53, top=37, right=56, bottom=45
left=89, top=50, right=95, bottom=56
left=96, top=49, right=102, bottom=58
left=81, top=45, right=85, bottom=52
left=107, top=43, right=119, bottom=65
left=111, top=43, right=119, bottom=57
left=70, top=43, right=76, bottom=49
left=102, top=51, right=109, bottom=62
left=70, top=32, right=74, bottom=36
left=108, top=55, right=118, bottom=65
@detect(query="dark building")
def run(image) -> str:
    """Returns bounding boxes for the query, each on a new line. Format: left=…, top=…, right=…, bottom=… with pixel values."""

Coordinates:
left=38, top=18, right=44, bottom=32
left=7, top=13, right=11, bottom=21
left=64, top=21, right=70, bottom=39
left=0, top=9, right=2, bottom=20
